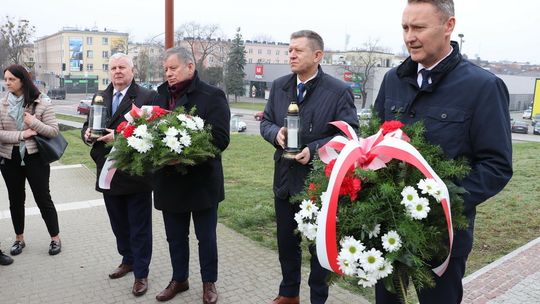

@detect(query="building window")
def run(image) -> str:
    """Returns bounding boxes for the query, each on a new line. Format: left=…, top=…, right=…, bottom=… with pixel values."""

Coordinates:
left=86, top=64, right=94, bottom=71
left=267, top=49, right=271, bottom=55
left=87, top=50, right=93, bottom=58
left=248, top=58, right=252, bottom=63
left=102, top=78, right=109, bottom=85
left=102, top=64, right=108, bottom=71
left=285, top=51, right=288, bottom=55
left=275, top=60, right=280, bottom=64
left=102, top=51, right=109, bottom=58
left=86, top=37, right=93, bottom=45
left=248, top=48, right=253, bottom=54
left=276, top=50, right=280, bottom=55
left=257, top=49, right=262, bottom=54
left=102, top=37, right=108, bottom=45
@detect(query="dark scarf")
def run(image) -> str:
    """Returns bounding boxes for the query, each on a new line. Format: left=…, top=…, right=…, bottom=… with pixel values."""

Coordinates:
left=167, top=76, right=194, bottom=109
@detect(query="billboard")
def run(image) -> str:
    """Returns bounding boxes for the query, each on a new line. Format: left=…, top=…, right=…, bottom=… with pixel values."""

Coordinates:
left=69, top=38, right=83, bottom=72
left=111, top=37, right=127, bottom=55
left=533, top=78, right=540, bottom=116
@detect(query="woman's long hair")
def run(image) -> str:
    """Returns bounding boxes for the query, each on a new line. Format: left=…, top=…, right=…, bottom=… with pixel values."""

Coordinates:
left=3, top=64, right=41, bottom=108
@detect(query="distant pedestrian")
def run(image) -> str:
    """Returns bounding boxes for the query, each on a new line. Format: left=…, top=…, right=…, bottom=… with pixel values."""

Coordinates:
left=0, top=64, right=62, bottom=257
left=81, top=53, right=160, bottom=297
left=373, top=0, right=513, bottom=303
left=260, top=30, right=358, bottom=304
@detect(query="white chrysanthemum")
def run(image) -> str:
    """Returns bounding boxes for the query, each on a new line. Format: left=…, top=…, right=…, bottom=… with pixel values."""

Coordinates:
left=381, top=230, right=402, bottom=252
left=356, top=269, right=378, bottom=288
left=299, top=199, right=319, bottom=219
left=294, top=212, right=304, bottom=225
left=363, top=224, right=381, bottom=239
left=373, top=260, right=393, bottom=279
left=337, top=254, right=359, bottom=276
left=163, top=136, right=182, bottom=153
left=127, top=137, right=153, bottom=153
left=177, top=113, right=188, bottom=122
left=359, top=248, right=384, bottom=272
left=417, top=179, right=441, bottom=197
left=192, top=116, right=204, bottom=130
left=303, top=223, right=318, bottom=240
left=164, top=127, right=179, bottom=137
left=184, top=119, right=198, bottom=130
left=339, top=236, right=365, bottom=260
left=400, top=186, right=418, bottom=206
left=133, top=124, right=149, bottom=137
left=408, top=197, right=431, bottom=220
left=179, top=133, right=192, bottom=147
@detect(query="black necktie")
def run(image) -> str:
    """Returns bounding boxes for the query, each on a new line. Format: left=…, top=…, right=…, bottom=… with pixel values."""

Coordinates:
left=297, top=83, right=306, bottom=103
left=420, top=69, right=432, bottom=89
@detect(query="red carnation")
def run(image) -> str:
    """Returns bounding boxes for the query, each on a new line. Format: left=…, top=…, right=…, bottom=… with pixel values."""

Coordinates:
left=148, top=106, right=169, bottom=121
left=325, top=159, right=336, bottom=177
left=123, top=125, right=136, bottom=138
left=381, top=120, right=404, bottom=134
left=116, top=121, right=128, bottom=133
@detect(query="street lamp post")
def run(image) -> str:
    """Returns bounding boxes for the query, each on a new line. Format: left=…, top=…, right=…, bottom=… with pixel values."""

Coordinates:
left=458, top=33, right=465, bottom=53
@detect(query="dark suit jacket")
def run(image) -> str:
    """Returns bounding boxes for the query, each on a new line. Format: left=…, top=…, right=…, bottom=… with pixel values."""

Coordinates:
left=81, top=81, right=161, bottom=195
left=153, top=72, right=230, bottom=213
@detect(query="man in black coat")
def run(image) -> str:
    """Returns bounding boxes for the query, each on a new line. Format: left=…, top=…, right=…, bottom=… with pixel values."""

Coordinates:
left=82, top=53, right=160, bottom=297
left=152, top=47, right=230, bottom=304
left=374, top=1, right=512, bottom=303
left=260, top=30, right=358, bottom=304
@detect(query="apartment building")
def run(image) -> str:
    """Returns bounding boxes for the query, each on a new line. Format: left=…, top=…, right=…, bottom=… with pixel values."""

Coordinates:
left=34, top=27, right=128, bottom=92
left=244, top=41, right=289, bottom=64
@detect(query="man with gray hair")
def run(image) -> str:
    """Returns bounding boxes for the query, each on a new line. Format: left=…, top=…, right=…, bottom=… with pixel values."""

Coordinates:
left=261, top=30, right=358, bottom=304
left=152, top=46, right=230, bottom=304
left=82, top=52, right=160, bottom=297
left=374, top=0, right=512, bottom=303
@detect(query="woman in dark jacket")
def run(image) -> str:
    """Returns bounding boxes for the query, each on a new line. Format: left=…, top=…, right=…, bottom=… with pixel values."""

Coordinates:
left=1, top=64, right=62, bottom=256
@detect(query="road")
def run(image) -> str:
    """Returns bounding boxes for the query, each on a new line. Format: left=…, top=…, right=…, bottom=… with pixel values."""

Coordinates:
left=50, top=94, right=540, bottom=141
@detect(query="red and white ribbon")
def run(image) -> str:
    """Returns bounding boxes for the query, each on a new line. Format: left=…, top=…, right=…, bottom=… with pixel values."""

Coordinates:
left=98, top=147, right=117, bottom=190
left=316, top=121, right=453, bottom=277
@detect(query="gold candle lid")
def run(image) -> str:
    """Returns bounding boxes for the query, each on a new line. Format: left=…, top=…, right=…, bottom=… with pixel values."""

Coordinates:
left=288, top=101, right=299, bottom=115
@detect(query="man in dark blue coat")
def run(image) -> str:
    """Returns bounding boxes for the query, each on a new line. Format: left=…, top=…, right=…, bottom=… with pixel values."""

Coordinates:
left=82, top=53, right=160, bottom=297
left=374, top=1, right=513, bottom=303
left=260, top=30, right=358, bottom=304
left=152, top=47, right=230, bottom=304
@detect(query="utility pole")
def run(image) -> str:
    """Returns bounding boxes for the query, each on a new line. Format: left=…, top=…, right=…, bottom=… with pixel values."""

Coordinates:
left=165, top=0, right=174, bottom=49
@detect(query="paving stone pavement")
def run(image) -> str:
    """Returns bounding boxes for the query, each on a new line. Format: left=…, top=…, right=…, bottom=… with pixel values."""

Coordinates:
left=0, top=164, right=369, bottom=304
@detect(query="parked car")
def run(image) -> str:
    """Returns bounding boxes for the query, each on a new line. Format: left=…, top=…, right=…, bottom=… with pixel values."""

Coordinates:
left=254, top=111, right=264, bottom=121
left=532, top=114, right=540, bottom=126
left=511, top=120, right=529, bottom=134
left=47, top=88, right=66, bottom=100
left=357, top=108, right=372, bottom=120
left=534, top=123, right=540, bottom=135
left=77, top=96, right=92, bottom=115
left=522, top=108, right=532, bottom=119
left=230, top=114, right=247, bottom=132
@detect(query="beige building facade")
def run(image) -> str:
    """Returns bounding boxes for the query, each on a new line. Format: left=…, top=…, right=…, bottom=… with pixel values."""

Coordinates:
left=34, top=28, right=128, bottom=92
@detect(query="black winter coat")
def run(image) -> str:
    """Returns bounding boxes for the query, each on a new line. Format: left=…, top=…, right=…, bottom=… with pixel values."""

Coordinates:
left=374, top=41, right=513, bottom=256
left=153, top=73, right=230, bottom=213
left=260, top=66, right=358, bottom=199
left=81, top=81, right=161, bottom=195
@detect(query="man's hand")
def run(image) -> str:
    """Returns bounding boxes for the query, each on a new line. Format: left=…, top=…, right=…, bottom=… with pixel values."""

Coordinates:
left=23, top=112, right=37, bottom=126
left=295, top=147, right=311, bottom=165
left=97, top=128, right=115, bottom=143
left=276, top=127, right=287, bottom=149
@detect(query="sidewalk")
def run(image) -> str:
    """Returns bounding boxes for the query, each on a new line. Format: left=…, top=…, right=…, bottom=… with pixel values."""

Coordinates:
left=0, top=164, right=368, bottom=304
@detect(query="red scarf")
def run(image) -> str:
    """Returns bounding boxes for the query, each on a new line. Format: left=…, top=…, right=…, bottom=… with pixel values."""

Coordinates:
left=167, top=77, right=193, bottom=110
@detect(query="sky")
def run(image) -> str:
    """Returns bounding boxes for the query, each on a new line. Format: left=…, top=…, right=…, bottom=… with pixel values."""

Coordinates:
left=3, top=0, right=540, bottom=64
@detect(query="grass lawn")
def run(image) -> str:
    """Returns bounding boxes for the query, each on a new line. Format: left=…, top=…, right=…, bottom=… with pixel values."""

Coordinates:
left=228, top=101, right=266, bottom=111
left=60, top=130, right=540, bottom=301
left=56, top=113, right=86, bottom=123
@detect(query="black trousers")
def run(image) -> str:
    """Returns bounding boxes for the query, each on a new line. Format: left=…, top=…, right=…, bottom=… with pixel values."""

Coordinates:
left=103, top=191, right=153, bottom=279
left=275, top=196, right=329, bottom=304
left=0, top=148, right=59, bottom=237
left=375, top=256, right=467, bottom=304
left=162, top=206, right=218, bottom=283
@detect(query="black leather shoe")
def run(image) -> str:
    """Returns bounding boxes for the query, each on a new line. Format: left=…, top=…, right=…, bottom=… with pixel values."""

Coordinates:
left=0, top=250, right=13, bottom=265
left=48, top=240, right=61, bottom=255
left=10, top=241, right=25, bottom=256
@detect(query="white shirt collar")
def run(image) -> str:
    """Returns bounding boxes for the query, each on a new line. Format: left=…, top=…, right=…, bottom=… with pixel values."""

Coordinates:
left=297, top=70, right=318, bottom=86
left=417, top=46, right=454, bottom=73
left=113, top=84, right=131, bottom=98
